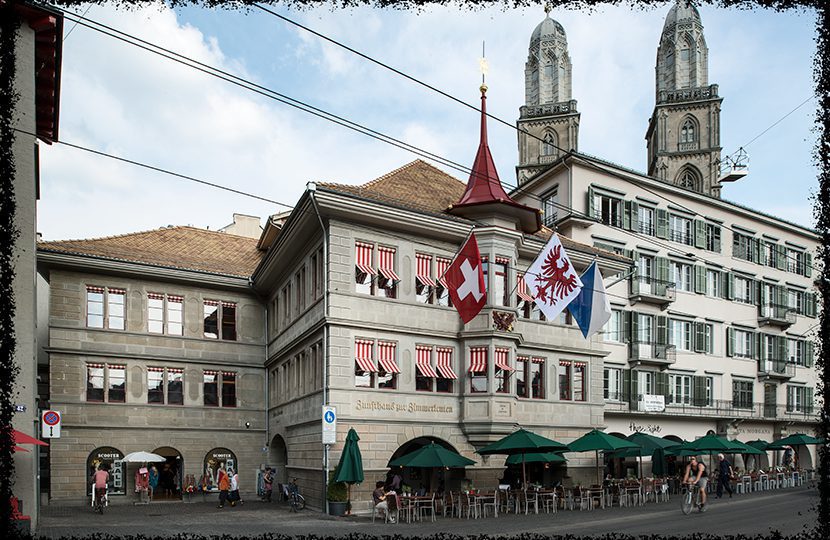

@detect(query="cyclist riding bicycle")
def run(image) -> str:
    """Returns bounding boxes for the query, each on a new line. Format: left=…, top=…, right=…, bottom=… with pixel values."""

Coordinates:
left=91, top=464, right=110, bottom=514
left=682, top=455, right=708, bottom=512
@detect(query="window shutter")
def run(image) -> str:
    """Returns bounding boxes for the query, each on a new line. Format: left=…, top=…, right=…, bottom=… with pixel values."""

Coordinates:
left=692, top=376, right=707, bottom=406
left=806, top=292, right=817, bottom=318
left=623, top=200, right=632, bottom=230
left=622, top=369, right=631, bottom=403
left=656, top=209, right=669, bottom=239
left=753, top=238, right=761, bottom=263
left=694, top=322, right=706, bottom=352
left=694, top=220, right=706, bottom=249
left=655, top=372, right=669, bottom=398
left=806, top=341, right=814, bottom=367
left=724, top=272, right=734, bottom=300
left=657, top=256, right=670, bottom=284
left=777, top=336, right=788, bottom=363
left=656, top=315, right=668, bottom=345
left=758, top=282, right=767, bottom=307
left=749, top=278, right=758, bottom=305
left=630, top=201, right=639, bottom=230
left=629, top=370, right=639, bottom=408
left=757, top=333, right=766, bottom=362
left=622, top=311, right=632, bottom=343
left=694, top=265, right=706, bottom=294
left=805, top=253, right=812, bottom=278
left=631, top=312, right=639, bottom=343
left=806, top=386, right=814, bottom=414
left=588, top=186, right=596, bottom=220
left=776, top=245, right=786, bottom=270
left=777, top=285, right=788, bottom=310
left=714, top=226, right=722, bottom=252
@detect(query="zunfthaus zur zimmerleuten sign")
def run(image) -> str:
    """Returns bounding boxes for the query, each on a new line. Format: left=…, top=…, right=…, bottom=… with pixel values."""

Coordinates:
left=355, top=400, right=454, bottom=414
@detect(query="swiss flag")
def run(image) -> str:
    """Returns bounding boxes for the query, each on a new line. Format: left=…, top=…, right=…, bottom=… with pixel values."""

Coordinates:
left=445, top=233, right=486, bottom=324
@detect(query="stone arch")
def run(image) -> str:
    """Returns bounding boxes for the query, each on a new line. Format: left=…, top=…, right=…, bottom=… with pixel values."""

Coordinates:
left=388, top=435, right=461, bottom=493
left=269, top=434, right=289, bottom=484
left=675, top=164, right=702, bottom=192
left=152, top=446, right=184, bottom=500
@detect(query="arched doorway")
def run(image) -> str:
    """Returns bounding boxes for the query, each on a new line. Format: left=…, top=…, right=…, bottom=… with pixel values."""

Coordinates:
left=87, top=447, right=126, bottom=497
left=269, top=434, right=288, bottom=484
left=152, top=446, right=183, bottom=500
left=388, top=437, right=463, bottom=493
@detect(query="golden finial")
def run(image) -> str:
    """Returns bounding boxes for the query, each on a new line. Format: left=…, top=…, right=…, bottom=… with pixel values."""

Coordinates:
left=544, top=2, right=552, bottom=17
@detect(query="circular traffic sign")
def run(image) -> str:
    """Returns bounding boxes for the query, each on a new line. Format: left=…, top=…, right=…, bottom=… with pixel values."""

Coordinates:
left=324, top=410, right=335, bottom=423
left=43, top=411, right=60, bottom=426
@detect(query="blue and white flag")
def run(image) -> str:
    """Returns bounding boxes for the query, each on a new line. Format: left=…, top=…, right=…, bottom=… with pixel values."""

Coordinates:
left=567, top=261, right=612, bottom=339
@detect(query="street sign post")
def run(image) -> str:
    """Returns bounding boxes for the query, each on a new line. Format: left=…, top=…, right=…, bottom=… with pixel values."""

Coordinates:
left=322, top=406, right=336, bottom=445
left=42, top=410, right=61, bottom=438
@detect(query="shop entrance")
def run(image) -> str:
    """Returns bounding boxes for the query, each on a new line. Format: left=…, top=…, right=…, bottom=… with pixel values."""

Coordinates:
left=151, top=446, right=183, bottom=501
left=268, top=434, right=288, bottom=484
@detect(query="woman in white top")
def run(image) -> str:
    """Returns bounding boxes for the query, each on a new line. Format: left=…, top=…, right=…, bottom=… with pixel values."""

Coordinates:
left=229, top=469, right=244, bottom=507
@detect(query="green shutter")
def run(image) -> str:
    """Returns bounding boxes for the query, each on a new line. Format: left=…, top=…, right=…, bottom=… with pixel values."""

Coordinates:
left=757, top=333, right=766, bottom=362
left=805, top=253, right=812, bottom=278
left=657, top=256, right=670, bottom=284
left=725, top=272, right=734, bottom=300
left=694, top=220, right=706, bottom=249
left=588, top=186, right=596, bottom=220
left=750, top=279, right=759, bottom=305
left=629, top=370, right=639, bottom=406
left=806, top=386, right=814, bottom=414
left=655, top=372, right=669, bottom=398
left=622, top=369, right=631, bottom=403
left=776, top=245, right=786, bottom=270
left=806, top=292, right=817, bottom=318
left=777, top=336, right=788, bottom=363
left=714, top=226, right=722, bottom=253
left=622, top=311, right=632, bottom=343
left=758, top=281, right=767, bottom=307
left=777, top=285, right=788, bottom=310
left=806, top=341, right=814, bottom=367
left=656, top=209, right=669, bottom=239
left=656, top=315, right=668, bottom=345
left=694, top=265, right=706, bottom=294
left=630, top=201, right=639, bottom=231
left=753, top=238, right=761, bottom=263
left=726, top=327, right=735, bottom=357
left=694, top=322, right=705, bottom=352
left=631, top=312, right=639, bottom=343
left=692, top=376, right=707, bottom=407
left=623, top=200, right=632, bottom=230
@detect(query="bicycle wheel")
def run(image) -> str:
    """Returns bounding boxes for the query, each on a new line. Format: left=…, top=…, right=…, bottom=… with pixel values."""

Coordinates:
left=680, top=489, right=692, bottom=515
left=297, top=494, right=306, bottom=510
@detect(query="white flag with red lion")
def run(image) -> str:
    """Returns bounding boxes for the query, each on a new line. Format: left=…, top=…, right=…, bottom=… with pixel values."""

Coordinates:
left=525, top=233, right=584, bottom=321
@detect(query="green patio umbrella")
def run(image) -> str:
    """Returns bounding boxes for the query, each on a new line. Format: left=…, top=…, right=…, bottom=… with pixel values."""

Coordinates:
left=333, top=428, right=364, bottom=515
left=566, top=429, right=640, bottom=484
left=505, top=452, right=567, bottom=465
left=651, top=447, right=667, bottom=477
left=388, top=442, right=476, bottom=468
left=768, top=433, right=823, bottom=449
left=664, top=446, right=699, bottom=457
left=728, top=440, right=765, bottom=456
left=679, top=434, right=745, bottom=453
left=744, top=439, right=771, bottom=451
left=477, top=428, right=568, bottom=488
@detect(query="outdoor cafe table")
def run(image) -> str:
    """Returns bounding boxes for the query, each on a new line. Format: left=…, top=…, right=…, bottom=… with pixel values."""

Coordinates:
left=397, top=495, right=434, bottom=523
left=469, top=491, right=497, bottom=518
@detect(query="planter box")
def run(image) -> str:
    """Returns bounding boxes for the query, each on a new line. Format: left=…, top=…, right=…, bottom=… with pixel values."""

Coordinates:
left=328, top=501, right=348, bottom=516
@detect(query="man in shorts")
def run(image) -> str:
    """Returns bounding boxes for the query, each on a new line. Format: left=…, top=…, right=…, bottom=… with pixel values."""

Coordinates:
left=682, top=455, right=708, bottom=511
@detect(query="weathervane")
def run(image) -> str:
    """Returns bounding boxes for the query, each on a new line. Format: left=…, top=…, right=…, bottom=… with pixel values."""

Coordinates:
left=479, top=41, right=488, bottom=91
left=544, top=2, right=551, bottom=17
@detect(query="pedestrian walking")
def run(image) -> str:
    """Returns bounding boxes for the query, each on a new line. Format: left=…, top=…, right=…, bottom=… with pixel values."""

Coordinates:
left=262, top=467, right=273, bottom=502
left=148, top=466, right=159, bottom=501
left=217, top=465, right=230, bottom=508
left=229, top=468, right=244, bottom=507
left=716, top=453, right=734, bottom=499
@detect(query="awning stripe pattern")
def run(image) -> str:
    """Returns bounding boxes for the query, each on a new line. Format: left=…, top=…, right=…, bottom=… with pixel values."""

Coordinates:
left=378, top=247, right=400, bottom=282
left=469, top=346, right=487, bottom=373
left=355, top=339, right=377, bottom=373
left=436, top=257, right=451, bottom=288
left=416, top=254, right=436, bottom=287
left=495, top=256, right=510, bottom=265
left=436, top=347, right=457, bottom=379
left=531, top=356, right=545, bottom=364
left=109, top=288, right=126, bottom=295
left=356, top=241, right=376, bottom=276
left=415, top=345, right=439, bottom=378
left=516, top=273, right=534, bottom=302
left=168, top=295, right=183, bottom=304
left=494, top=347, right=514, bottom=372
left=377, top=341, right=401, bottom=374
left=86, top=285, right=105, bottom=294
left=148, top=292, right=165, bottom=301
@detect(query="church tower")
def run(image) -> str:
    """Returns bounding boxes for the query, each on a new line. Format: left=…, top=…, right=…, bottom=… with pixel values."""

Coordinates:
left=516, top=8, right=580, bottom=185
left=646, top=0, right=723, bottom=197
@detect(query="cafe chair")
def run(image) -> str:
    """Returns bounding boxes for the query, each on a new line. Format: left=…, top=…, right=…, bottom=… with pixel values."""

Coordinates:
left=520, top=490, right=539, bottom=514
left=556, top=486, right=573, bottom=511
left=481, top=490, right=498, bottom=518
left=541, top=490, right=557, bottom=513
left=416, top=493, right=436, bottom=522
left=443, top=492, right=455, bottom=518
left=573, top=486, right=592, bottom=511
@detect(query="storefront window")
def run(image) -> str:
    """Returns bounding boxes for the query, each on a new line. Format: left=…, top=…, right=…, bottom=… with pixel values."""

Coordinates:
left=87, top=447, right=126, bottom=496
left=202, top=448, right=237, bottom=492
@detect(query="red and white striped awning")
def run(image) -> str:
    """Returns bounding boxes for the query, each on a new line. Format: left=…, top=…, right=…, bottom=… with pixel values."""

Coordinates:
left=148, top=366, right=165, bottom=373
left=148, top=292, right=165, bottom=301
left=494, top=347, right=514, bottom=372
left=436, top=257, right=451, bottom=288
left=168, top=295, right=183, bottom=304
left=86, top=285, right=105, bottom=294
left=109, top=288, right=126, bottom=295
left=531, top=357, right=545, bottom=364
left=378, top=247, right=400, bottom=282
left=469, top=347, right=487, bottom=373
left=436, top=347, right=457, bottom=379
left=516, top=273, right=534, bottom=302
left=355, top=339, right=376, bottom=373
left=415, top=346, right=438, bottom=378
left=355, top=242, right=376, bottom=276
left=495, top=256, right=510, bottom=265
left=415, top=254, right=436, bottom=287
left=377, top=341, right=401, bottom=374
left=204, top=299, right=220, bottom=307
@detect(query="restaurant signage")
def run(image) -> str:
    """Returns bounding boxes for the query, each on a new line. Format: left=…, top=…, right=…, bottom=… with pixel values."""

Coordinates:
left=355, top=400, right=453, bottom=414
left=640, top=395, right=666, bottom=412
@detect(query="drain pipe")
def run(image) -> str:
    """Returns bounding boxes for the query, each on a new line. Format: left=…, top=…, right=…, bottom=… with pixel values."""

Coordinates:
left=308, top=183, right=329, bottom=513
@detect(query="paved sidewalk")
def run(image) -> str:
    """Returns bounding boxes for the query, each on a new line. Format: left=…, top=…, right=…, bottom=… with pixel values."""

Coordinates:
left=36, top=485, right=818, bottom=538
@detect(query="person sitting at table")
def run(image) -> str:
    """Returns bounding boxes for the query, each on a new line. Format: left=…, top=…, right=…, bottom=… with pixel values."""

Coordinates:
left=373, top=481, right=395, bottom=523
left=415, top=484, right=426, bottom=497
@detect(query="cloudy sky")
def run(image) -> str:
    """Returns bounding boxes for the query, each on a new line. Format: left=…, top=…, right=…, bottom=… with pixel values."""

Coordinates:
left=37, top=1, right=818, bottom=241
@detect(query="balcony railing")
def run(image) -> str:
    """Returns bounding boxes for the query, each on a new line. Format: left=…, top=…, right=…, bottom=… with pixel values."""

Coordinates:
left=657, top=84, right=719, bottom=104
left=757, top=359, right=796, bottom=379
left=637, top=220, right=655, bottom=236
left=605, top=398, right=817, bottom=422
left=629, top=342, right=676, bottom=367
left=669, top=229, right=694, bottom=245
left=759, top=304, right=796, bottom=328
left=629, top=276, right=676, bottom=306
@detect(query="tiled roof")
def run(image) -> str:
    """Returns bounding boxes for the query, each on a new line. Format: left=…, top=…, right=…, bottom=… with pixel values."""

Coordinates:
left=318, top=160, right=630, bottom=264
left=38, top=226, right=262, bottom=278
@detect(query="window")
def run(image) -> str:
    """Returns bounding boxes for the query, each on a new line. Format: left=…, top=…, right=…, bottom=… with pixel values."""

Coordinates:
left=760, top=282, right=776, bottom=316
left=203, top=300, right=237, bottom=340
left=355, top=241, right=375, bottom=295
left=494, top=257, right=510, bottom=306
left=732, top=380, right=754, bottom=409
left=469, top=347, right=488, bottom=393
left=636, top=313, right=654, bottom=344
left=148, top=367, right=183, bottom=405
left=86, top=363, right=126, bottom=403
left=167, top=368, right=183, bottom=405
left=541, top=131, right=556, bottom=157
left=435, top=347, right=456, bottom=393
left=705, top=270, right=721, bottom=298
left=354, top=339, right=375, bottom=388
left=603, top=310, right=624, bottom=343
left=573, top=362, right=586, bottom=401
left=787, top=249, right=805, bottom=274
left=148, top=367, right=165, bottom=404
left=670, top=261, right=692, bottom=292
left=517, top=272, right=535, bottom=319
left=203, top=370, right=236, bottom=407
left=436, top=257, right=452, bottom=307
left=788, top=289, right=804, bottom=314
left=494, top=347, right=512, bottom=394
left=415, top=254, right=435, bottom=304
left=312, top=247, right=324, bottom=300
left=221, top=371, right=237, bottom=407
left=638, top=206, right=655, bottom=235
left=733, top=233, right=757, bottom=263
left=377, top=341, right=399, bottom=390
left=700, top=323, right=714, bottom=354
left=203, top=371, right=218, bottom=406
left=732, top=329, right=754, bottom=358
left=788, top=339, right=805, bottom=366
left=734, top=276, right=754, bottom=304
left=559, top=361, right=586, bottom=401
left=603, top=367, right=623, bottom=401
left=148, top=293, right=183, bottom=335
left=638, top=254, right=654, bottom=280
left=669, top=214, right=693, bottom=245
left=704, top=377, right=714, bottom=407
left=638, top=371, right=655, bottom=395
left=680, top=119, right=696, bottom=143
left=296, top=267, right=307, bottom=312
left=593, top=193, right=623, bottom=227
left=531, top=357, right=545, bottom=399
left=559, top=361, right=571, bottom=400
left=669, top=319, right=692, bottom=351
left=669, top=374, right=692, bottom=405
left=786, top=386, right=813, bottom=413
left=542, top=186, right=558, bottom=227
left=762, top=242, right=777, bottom=268
left=705, top=224, right=721, bottom=252
left=86, top=286, right=126, bottom=330
left=516, top=356, right=529, bottom=398
left=377, top=247, right=399, bottom=299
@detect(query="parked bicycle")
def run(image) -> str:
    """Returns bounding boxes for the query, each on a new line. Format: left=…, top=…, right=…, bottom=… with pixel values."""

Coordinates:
left=680, top=482, right=703, bottom=515
left=93, top=487, right=108, bottom=514
left=287, top=478, right=306, bottom=512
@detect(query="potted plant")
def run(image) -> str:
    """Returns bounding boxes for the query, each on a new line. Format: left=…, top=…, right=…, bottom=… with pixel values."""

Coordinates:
left=327, top=472, right=349, bottom=516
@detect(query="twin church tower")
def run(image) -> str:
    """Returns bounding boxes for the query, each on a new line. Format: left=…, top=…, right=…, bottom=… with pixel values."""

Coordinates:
left=516, top=1, right=723, bottom=198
